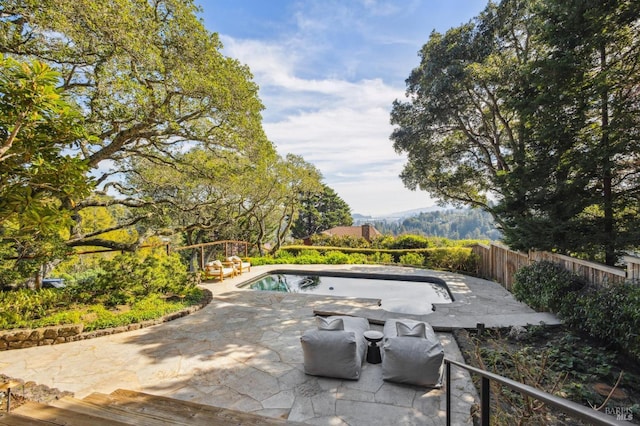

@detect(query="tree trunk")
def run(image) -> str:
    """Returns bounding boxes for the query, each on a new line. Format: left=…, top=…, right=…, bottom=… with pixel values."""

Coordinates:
left=600, top=44, right=615, bottom=266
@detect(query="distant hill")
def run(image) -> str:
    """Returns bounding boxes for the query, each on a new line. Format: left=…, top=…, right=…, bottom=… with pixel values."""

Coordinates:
left=360, top=208, right=502, bottom=241
left=352, top=206, right=443, bottom=224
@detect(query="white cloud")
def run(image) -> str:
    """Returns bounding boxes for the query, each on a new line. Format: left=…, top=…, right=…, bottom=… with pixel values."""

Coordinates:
left=219, top=32, right=434, bottom=215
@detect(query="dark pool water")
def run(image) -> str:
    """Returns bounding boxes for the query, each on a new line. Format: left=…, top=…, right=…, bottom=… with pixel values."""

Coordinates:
left=245, top=273, right=452, bottom=315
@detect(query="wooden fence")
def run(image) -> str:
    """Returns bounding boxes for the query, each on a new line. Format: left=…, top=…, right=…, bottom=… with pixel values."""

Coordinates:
left=471, top=243, right=637, bottom=290
left=624, top=255, right=640, bottom=283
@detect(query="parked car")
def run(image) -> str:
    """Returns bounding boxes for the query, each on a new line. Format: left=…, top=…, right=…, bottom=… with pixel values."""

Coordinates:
left=42, top=278, right=66, bottom=289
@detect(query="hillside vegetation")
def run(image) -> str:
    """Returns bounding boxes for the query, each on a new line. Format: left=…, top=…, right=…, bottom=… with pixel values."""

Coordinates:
left=372, top=209, right=502, bottom=241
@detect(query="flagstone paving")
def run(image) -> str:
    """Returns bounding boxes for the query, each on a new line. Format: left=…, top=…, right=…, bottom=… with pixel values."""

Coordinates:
left=0, top=265, right=559, bottom=425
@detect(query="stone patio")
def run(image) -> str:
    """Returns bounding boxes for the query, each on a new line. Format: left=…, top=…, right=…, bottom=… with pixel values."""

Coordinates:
left=0, top=265, right=559, bottom=425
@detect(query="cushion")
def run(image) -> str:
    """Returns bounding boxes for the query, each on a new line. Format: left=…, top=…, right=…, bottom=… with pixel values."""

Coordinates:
left=383, top=319, right=438, bottom=342
left=300, top=315, right=370, bottom=380
left=382, top=335, right=444, bottom=387
left=396, top=321, right=426, bottom=338
left=301, top=330, right=360, bottom=379
left=382, top=318, right=444, bottom=387
left=212, top=260, right=222, bottom=267
left=316, top=316, right=344, bottom=331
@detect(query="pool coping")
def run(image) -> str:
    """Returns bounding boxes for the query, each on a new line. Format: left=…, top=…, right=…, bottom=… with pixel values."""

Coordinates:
left=238, top=268, right=455, bottom=310
left=216, top=264, right=562, bottom=331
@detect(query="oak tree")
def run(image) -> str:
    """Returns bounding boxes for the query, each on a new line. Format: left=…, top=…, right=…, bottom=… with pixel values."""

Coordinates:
left=1, top=0, right=266, bottom=250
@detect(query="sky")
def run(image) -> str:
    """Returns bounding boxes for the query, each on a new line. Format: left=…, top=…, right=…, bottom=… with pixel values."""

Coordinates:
left=196, top=0, right=489, bottom=216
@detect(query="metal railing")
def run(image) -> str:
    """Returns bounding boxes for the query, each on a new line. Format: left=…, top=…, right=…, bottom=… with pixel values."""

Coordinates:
left=445, top=358, right=632, bottom=425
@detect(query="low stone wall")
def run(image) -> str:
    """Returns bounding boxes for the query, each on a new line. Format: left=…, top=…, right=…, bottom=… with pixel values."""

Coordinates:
left=0, top=289, right=212, bottom=351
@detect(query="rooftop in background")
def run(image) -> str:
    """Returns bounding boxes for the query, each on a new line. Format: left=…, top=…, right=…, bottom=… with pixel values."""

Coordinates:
left=304, top=224, right=381, bottom=244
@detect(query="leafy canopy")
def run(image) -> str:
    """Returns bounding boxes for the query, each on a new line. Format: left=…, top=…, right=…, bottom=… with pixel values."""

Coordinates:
left=0, top=55, right=93, bottom=286
left=391, top=0, right=640, bottom=264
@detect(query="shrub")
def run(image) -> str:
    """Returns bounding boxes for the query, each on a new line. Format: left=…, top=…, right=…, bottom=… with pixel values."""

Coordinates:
left=389, top=235, right=431, bottom=249
left=367, top=252, right=394, bottom=264
left=324, top=250, right=351, bottom=264
left=262, top=244, right=479, bottom=273
left=85, top=251, right=191, bottom=306
left=512, top=261, right=585, bottom=312
left=426, top=247, right=477, bottom=272
left=513, top=261, right=640, bottom=360
left=0, top=288, right=72, bottom=328
left=0, top=250, right=201, bottom=331
left=370, top=235, right=395, bottom=249
left=306, top=234, right=370, bottom=248
left=571, top=284, right=640, bottom=360
left=399, top=252, right=424, bottom=266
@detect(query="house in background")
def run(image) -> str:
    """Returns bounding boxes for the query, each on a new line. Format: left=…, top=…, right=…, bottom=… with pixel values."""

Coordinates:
left=303, top=224, right=381, bottom=245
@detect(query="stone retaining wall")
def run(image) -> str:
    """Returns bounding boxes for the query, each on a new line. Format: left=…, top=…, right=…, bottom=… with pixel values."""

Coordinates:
left=0, top=290, right=212, bottom=351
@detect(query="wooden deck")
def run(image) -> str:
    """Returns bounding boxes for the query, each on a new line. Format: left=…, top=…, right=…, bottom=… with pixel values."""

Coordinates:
left=1, top=389, right=304, bottom=425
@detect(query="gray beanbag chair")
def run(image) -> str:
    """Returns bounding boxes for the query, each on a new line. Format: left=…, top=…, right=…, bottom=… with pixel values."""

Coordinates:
left=301, top=315, right=370, bottom=380
left=382, top=318, right=444, bottom=387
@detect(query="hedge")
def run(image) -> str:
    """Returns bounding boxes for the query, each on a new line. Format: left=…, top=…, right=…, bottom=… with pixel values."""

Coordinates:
left=513, top=260, right=640, bottom=360
left=251, top=245, right=479, bottom=273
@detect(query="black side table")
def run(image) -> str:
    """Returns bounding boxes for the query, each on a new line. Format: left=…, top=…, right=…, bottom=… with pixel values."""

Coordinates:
left=363, top=330, right=384, bottom=364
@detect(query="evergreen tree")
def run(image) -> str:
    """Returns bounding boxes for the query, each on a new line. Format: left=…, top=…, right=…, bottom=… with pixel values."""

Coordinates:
left=291, top=185, right=352, bottom=239
left=390, top=0, right=640, bottom=264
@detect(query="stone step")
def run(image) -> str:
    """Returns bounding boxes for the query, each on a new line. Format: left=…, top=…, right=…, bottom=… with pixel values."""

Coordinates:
left=0, top=412, right=59, bottom=425
left=51, top=395, right=184, bottom=425
left=107, top=389, right=303, bottom=425
left=9, top=390, right=304, bottom=426
left=11, top=401, right=133, bottom=425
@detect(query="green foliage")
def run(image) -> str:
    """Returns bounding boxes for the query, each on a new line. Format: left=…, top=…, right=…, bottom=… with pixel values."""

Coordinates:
left=82, top=293, right=200, bottom=332
left=371, top=235, right=484, bottom=250
left=0, top=55, right=93, bottom=286
left=251, top=249, right=367, bottom=266
left=253, top=240, right=478, bottom=273
left=470, top=331, right=570, bottom=424
left=570, top=284, right=640, bottom=360
left=1, top=1, right=290, bottom=254
left=323, top=251, right=351, bottom=265
left=84, top=251, right=191, bottom=306
left=467, top=327, right=639, bottom=423
left=425, top=247, right=477, bottom=272
left=0, top=288, right=71, bottom=328
left=370, top=235, right=395, bottom=248
left=545, top=333, right=616, bottom=386
left=0, top=249, right=202, bottom=331
left=398, top=252, right=424, bottom=266
left=390, top=0, right=640, bottom=264
left=513, top=261, right=640, bottom=360
left=306, top=234, right=370, bottom=248
left=512, top=261, right=585, bottom=312
left=291, top=184, right=352, bottom=239
left=389, top=235, right=431, bottom=249
left=374, top=209, right=502, bottom=241
left=366, top=252, right=394, bottom=264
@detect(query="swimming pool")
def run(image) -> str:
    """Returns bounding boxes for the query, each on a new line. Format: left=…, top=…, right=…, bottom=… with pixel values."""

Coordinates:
left=244, top=271, right=453, bottom=315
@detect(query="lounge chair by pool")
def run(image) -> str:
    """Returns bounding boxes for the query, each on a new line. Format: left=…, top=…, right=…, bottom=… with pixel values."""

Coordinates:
left=227, top=255, right=251, bottom=274
left=204, top=260, right=236, bottom=281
